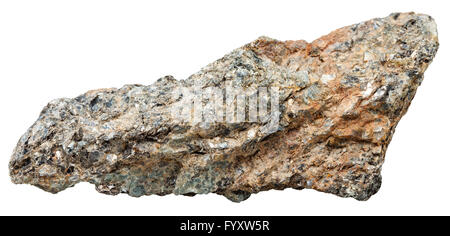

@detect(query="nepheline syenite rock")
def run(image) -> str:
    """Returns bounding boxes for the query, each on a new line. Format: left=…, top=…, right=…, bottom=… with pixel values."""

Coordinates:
left=10, top=13, right=438, bottom=202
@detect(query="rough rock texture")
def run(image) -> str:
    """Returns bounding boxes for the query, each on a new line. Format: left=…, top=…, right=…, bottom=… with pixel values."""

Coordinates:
left=10, top=13, right=438, bottom=202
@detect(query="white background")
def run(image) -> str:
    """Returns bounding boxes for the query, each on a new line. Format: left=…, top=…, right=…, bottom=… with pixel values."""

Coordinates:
left=0, top=0, right=448, bottom=216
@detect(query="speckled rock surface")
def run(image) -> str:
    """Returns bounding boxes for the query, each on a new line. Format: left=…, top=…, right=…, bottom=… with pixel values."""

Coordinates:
left=10, top=12, right=438, bottom=202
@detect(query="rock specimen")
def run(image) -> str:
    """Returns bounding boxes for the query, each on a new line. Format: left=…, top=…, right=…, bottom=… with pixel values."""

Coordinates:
left=10, top=12, right=438, bottom=202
